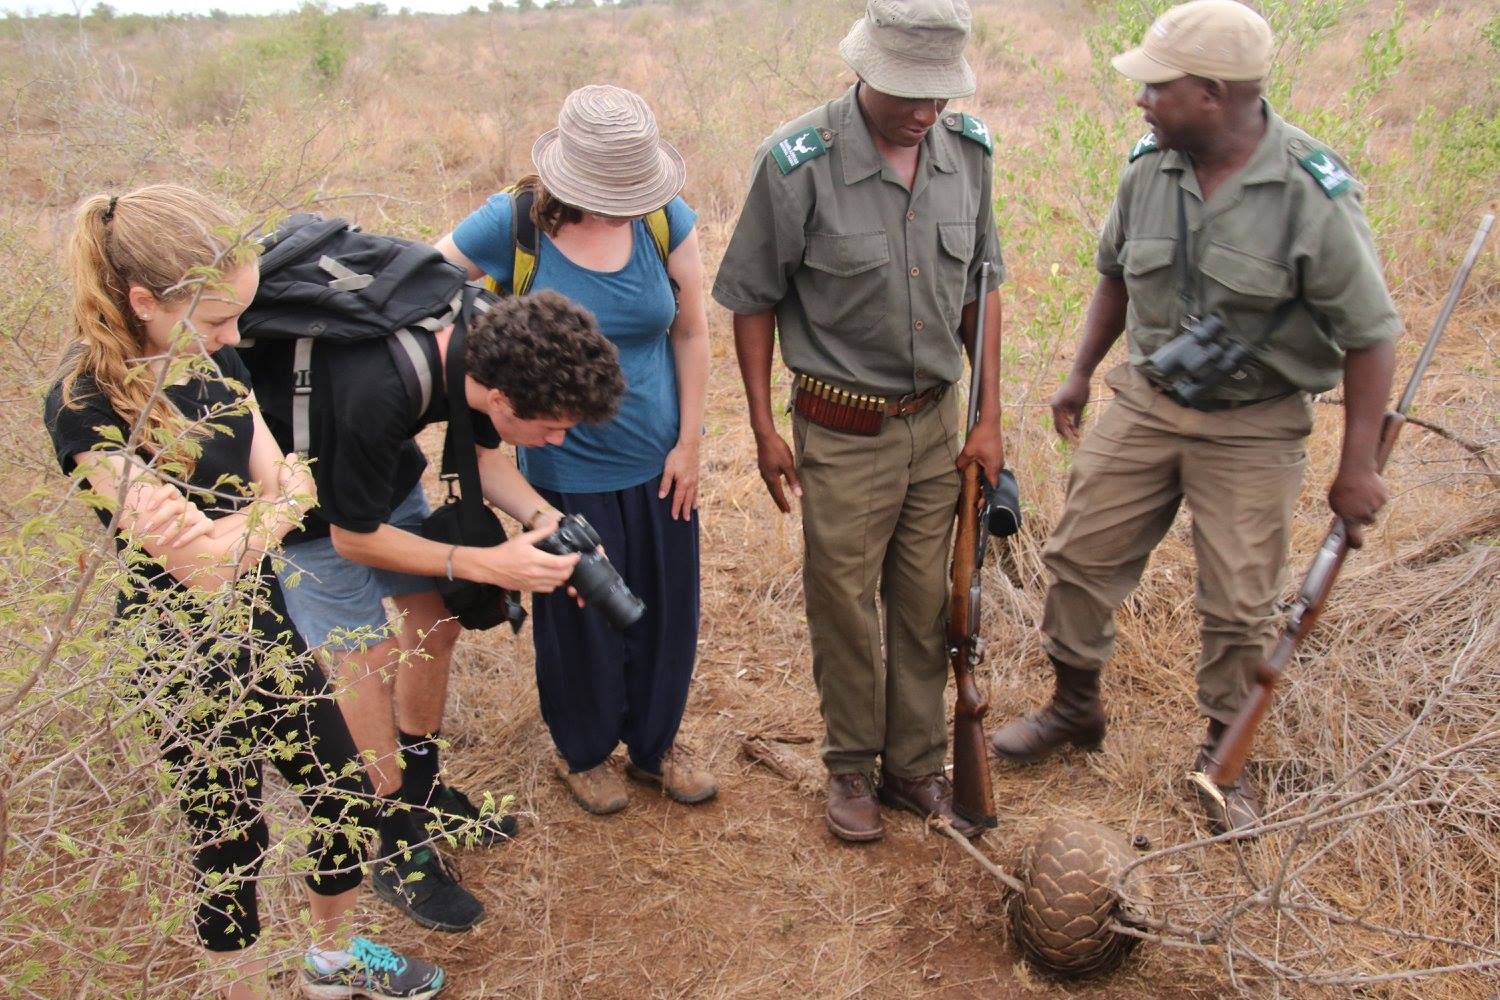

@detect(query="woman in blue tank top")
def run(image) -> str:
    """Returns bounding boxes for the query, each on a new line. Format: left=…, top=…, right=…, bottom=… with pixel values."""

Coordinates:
left=437, top=85, right=714, bottom=815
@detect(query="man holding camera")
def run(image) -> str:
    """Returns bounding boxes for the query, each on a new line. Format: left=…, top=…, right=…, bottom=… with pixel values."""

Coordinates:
left=714, top=0, right=1004, bottom=843
left=989, top=0, right=1399, bottom=834
left=244, top=289, right=624, bottom=932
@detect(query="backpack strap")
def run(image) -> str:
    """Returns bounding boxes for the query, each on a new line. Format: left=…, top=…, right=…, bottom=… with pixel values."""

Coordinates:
left=291, top=337, right=314, bottom=456
left=511, top=187, right=540, bottom=296
left=645, top=207, right=671, bottom=267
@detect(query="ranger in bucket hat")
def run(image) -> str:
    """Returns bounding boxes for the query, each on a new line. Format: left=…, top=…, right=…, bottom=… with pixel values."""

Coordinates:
left=713, top=0, right=1006, bottom=844
left=989, top=0, right=1400, bottom=837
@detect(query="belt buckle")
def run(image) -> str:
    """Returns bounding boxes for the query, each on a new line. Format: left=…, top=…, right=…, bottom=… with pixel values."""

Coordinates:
left=892, top=390, right=922, bottom=416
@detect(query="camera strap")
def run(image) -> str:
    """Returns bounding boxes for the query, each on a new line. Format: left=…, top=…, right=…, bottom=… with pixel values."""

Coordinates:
left=1173, top=181, right=1301, bottom=352
left=437, top=287, right=491, bottom=537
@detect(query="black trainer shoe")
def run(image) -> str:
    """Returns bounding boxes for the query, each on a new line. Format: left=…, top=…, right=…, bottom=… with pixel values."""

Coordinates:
left=422, top=783, right=519, bottom=848
left=371, top=845, right=484, bottom=933
left=300, top=936, right=444, bottom=999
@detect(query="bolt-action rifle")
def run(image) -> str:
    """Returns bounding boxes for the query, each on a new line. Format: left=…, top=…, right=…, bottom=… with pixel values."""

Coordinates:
left=1196, top=214, right=1495, bottom=803
left=949, top=261, right=999, bottom=831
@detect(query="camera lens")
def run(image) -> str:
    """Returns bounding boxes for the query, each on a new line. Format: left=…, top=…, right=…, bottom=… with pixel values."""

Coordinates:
left=534, top=514, right=646, bottom=631
left=569, top=553, right=646, bottom=631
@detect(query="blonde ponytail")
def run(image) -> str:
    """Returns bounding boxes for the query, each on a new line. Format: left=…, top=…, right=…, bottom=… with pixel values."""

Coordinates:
left=62, top=185, right=248, bottom=474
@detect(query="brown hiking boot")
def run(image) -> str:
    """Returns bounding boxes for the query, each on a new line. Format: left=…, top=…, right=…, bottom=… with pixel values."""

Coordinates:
left=1190, top=726, right=1262, bottom=837
left=826, top=772, right=883, bottom=842
left=989, top=660, right=1105, bottom=764
left=625, top=745, right=718, bottom=804
left=555, top=758, right=629, bottom=815
left=878, top=771, right=983, bottom=839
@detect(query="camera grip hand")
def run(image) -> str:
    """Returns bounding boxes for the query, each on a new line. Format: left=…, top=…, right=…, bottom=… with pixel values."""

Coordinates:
left=458, top=526, right=579, bottom=593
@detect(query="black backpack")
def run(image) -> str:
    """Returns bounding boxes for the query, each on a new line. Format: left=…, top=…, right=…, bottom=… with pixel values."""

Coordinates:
left=239, top=214, right=525, bottom=632
left=240, top=213, right=470, bottom=453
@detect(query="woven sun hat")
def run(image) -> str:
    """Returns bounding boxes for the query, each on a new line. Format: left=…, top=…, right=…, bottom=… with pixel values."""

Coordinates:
left=1112, top=0, right=1274, bottom=84
left=531, top=84, right=686, bottom=218
left=839, top=0, right=976, bottom=101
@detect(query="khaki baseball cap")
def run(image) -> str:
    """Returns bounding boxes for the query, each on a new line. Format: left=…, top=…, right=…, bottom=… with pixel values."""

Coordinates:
left=1112, top=0, right=1274, bottom=84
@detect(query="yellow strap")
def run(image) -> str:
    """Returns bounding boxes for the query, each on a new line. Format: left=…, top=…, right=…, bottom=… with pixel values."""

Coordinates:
left=645, top=207, right=671, bottom=266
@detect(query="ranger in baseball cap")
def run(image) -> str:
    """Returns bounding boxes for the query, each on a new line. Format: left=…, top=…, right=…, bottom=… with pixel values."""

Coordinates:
left=1112, top=0, right=1274, bottom=83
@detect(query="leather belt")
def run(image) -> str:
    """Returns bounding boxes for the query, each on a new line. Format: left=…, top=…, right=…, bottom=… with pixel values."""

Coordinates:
left=1152, top=381, right=1296, bottom=412
left=791, top=374, right=947, bottom=436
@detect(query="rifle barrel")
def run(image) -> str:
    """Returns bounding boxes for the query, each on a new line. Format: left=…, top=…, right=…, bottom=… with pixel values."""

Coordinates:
left=1396, top=214, right=1494, bottom=415
left=965, top=262, right=992, bottom=433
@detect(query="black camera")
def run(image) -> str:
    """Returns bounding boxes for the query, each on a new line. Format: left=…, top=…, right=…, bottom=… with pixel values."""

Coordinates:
left=535, top=514, right=645, bottom=632
left=1144, top=315, right=1255, bottom=405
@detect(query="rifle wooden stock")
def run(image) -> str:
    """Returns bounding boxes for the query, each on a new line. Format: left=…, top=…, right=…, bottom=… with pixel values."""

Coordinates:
left=949, top=460, right=997, bottom=827
left=1205, top=212, right=1493, bottom=789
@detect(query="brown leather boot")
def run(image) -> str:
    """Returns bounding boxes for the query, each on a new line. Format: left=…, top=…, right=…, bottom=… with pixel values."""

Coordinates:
left=826, top=772, right=882, bottom=843
left=1190, top=722, right=1262, bottom=837
left=878, top=771, right=983, bottom=839
left=989, top=660, right=1105, bottom=763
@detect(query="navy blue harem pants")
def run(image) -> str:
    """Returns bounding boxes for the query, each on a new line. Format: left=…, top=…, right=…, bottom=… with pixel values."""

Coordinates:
left=532, top=475, right=700, bottom=774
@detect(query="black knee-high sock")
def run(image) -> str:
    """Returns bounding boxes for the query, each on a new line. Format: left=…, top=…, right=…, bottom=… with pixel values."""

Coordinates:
left=398, top=729, right=441, bottom=810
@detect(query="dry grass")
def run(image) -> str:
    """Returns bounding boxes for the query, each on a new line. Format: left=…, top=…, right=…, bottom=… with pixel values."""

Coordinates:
left=1, top=1, right=1497, bottom=998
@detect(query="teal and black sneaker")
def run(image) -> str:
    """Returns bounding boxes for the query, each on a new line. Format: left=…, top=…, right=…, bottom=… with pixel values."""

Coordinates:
left=423, top=783, right=519, bottom=848
left=371, top=845, right=485, bottom=933
left=300, top=937, right=444, bottom=999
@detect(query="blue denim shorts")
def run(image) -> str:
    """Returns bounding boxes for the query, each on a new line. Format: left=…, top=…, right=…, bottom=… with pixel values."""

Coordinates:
left=276, top=485, right=437, bottom=651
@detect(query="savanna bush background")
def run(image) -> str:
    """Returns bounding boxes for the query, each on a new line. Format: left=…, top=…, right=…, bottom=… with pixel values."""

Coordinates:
left=1, top=1, right=1497, bottom=997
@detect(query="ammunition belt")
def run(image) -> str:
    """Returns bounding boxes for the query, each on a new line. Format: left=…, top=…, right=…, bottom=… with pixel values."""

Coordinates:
left=791, top=373, right=947, bottom=436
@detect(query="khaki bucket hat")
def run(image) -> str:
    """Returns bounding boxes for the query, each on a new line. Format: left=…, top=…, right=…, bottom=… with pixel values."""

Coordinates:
left=839, top=0, right=976, bottom=101
left=532, top=84, right=687, bottom=218
left=1112, top=0, right=1274, bottom=84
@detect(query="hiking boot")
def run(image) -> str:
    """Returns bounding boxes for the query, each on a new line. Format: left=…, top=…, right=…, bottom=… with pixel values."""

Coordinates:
left=371, top=845, right=484, bottom=933
left=826, top=772, right=882, bottom=843
left=300, top=936, right=444, bottom=999
left=1190, top=726, right=1263, bottom=837
left=878, top=771, right=985, bottom=839
left=989, top=660, right=1105, bottom=763
left=555, top=758, right=629, bottom=815
left=421, top=783, right=519, bottom=847
left=625, top=745, right=718, bottom=804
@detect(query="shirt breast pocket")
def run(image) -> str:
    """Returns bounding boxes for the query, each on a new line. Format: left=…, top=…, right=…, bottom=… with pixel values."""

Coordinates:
left=936, top=221, right=975, bottom=328
left=1199, top=242, right=1293, bottom=310
left=801, top=230, right=891, bottom=334
left=1121, top=237, right=1177, bottom=333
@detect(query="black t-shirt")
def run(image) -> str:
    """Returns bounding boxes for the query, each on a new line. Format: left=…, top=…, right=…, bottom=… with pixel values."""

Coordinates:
left=241, top=332, right=500, bottom=542
left=43, top=348, right=259, bottom=601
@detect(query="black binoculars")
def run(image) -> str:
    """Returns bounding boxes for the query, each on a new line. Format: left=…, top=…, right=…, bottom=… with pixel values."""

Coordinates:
left=535, top=514, right=645, bottom=632
left=1145, top=315, right=1255, bottom=405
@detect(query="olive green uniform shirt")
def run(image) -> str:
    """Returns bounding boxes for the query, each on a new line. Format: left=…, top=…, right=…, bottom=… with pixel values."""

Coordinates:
left=713, top=85, right=1004, bottom=397
left=1100, top=103, right=1401, bottom=401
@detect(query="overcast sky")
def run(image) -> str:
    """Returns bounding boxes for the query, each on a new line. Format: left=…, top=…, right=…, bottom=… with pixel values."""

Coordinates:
left=4, top=0, right=496, bottom=13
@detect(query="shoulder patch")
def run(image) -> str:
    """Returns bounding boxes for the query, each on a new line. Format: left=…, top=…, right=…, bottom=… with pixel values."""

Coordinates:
left=1295, top=146, right=1355, bottom=199
left=770, top=127, right=831, bottom=175
left=1128, top=132, right=1159, bottom=163
left=942, top=112, right=992, bottom=153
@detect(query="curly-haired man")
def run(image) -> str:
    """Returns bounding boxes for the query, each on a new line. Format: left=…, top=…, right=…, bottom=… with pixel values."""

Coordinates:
left=242, top=288, right=623, bottom=934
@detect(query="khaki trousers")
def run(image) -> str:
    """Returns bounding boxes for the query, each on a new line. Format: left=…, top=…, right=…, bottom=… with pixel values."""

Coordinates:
left=794, top=396, right=961, bottom=777
left=1042, top=365, right=1311, bottom=723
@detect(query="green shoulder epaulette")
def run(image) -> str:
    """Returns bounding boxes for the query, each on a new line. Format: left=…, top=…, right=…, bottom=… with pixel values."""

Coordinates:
left=1128, top=132, right=1159, bottom=162
left=1291, top=140, right=1355, bottom=198
left=770, top=126, right=833, bottom=175
left=942, top=112, right=992, bottom=153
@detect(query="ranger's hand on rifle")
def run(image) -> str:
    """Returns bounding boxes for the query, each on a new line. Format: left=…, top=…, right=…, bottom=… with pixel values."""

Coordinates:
left=1328, top=464, right=1387, bottom=549
left=956, top=419, right=1005, bottom=486
left=754, top=429, right=802, bottom=514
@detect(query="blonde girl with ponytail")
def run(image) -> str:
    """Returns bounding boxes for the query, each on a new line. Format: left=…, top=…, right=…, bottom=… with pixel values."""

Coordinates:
left=42, top=184, right=446, bottom=1000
